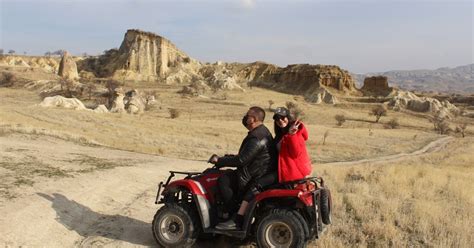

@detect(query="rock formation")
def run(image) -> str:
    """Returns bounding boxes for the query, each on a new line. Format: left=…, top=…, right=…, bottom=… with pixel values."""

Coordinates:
left=40, top=96, right=110, bottom=113
left=124, top=89, right=145, bottom=114
left=76, top=29, right=356, bottom=103
left=109, top=90, right=125, bottom=113
left=58, top=51, right=79, bottom=80
left=306, top=88, right=339, bottom=104
left=93, top=105, right=109, bottom=113
left=0, top=55, right=61, bottom=73
left=361, top=76, right=392, bottom=95
left=245, top=63, right=355, bottom=93
left=388, top=90, right=459, bottom=118
left=79, top=29, right=195, bottom=81
left=40, top=95, right=86, bottom=110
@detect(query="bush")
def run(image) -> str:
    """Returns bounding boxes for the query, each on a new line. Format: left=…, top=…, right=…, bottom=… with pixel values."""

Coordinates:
left=370, top=105, right=387, bottom=123
left=59, top=79, right=75, bottom=97
left=455, top=123, right=468, bottom=138
left=0, top=72, right=16, bottom=87
left=322, top=130, right=330, bottom=145
left=385, top=118, right=400, bottom=129
left=169, top=108, right=180, bottom=119
left=431, top=112, right=451, bottom=135
left=268, top=100, right=275, bottom=110
left=285, top=101, right=305, bottom=120
left=335, top=114, right=346, bottom=126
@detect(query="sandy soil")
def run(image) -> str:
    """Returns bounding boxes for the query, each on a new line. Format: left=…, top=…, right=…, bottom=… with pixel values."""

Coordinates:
left=0, top=134, right=457, bottom=247
left=0, top=134, right=208, bottom=247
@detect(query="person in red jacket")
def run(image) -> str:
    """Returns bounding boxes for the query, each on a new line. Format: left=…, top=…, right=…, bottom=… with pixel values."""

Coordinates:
left=216, top=107, right=312, bottom=230
left=273, top=107, right=312, bottom=182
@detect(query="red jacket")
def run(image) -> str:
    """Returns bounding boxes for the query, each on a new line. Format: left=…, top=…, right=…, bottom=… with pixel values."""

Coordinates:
left=277, top=122, right=312, bottom=183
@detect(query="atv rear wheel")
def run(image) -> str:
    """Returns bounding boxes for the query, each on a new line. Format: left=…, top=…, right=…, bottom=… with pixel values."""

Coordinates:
left=152, top=203, right=200, bottom=248
left=320, top=188, right=332, bottom=225
left=256, top=209, right=306, bottom=248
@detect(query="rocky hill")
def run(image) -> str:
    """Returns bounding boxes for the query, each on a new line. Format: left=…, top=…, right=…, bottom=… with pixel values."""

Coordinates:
left=2, top=29, right=357, bottom=104
left=0, top=55, right=62, bottom=73
left=354, top=64, right=474, bottom=93
left=78, top=29, right=197, bottom=81
left=77, top=29, right=356, bottom=103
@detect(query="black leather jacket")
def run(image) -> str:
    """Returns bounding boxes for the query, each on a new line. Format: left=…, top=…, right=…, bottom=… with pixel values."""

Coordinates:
left=216, top=124, right=277, bottom=191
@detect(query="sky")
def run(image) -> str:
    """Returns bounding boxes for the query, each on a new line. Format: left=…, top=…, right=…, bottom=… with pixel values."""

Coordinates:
left=0, top=0, right=472, bottom=73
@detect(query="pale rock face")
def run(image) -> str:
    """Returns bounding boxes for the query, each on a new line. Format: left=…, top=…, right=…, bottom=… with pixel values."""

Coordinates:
left=40, top=96, right=86, bottom=110
left=361, top=76, right=392, bottom=95
left=58, top=51, right=79, bottom=80
left=110, top=92, right=126, bottom=113
left=305, top=88, right=338, bottom=104
left=90, top=29, right=191, bottom=81
left=388, top=90, right=459, bottom=118
left=243, top=63, right=356, bottom=94
left=0, top=55, right=60, bottom=73
left=124, top=89, right=145, bottom=114
left=93, top=105, right=109, bottom=113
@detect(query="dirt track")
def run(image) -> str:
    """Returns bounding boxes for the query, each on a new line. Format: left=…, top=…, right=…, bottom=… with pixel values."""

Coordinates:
left=0, top=134, right=455, bottom=247
left=321, top=136, right=454, bottom=166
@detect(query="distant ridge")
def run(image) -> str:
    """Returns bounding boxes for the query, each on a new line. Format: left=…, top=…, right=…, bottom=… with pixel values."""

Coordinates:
left=354, top=64, right=473, bottom=93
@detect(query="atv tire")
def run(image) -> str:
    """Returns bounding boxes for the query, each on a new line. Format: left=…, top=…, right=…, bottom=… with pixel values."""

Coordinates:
left=152, top=203, right=200, bottom=248
left=320, top=188, right=332, bottom=225
left=256, top=209, right=306, bottom=248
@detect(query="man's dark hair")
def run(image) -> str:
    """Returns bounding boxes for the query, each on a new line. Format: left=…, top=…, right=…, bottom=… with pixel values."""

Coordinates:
left=249, top=106, right=265, bottom=122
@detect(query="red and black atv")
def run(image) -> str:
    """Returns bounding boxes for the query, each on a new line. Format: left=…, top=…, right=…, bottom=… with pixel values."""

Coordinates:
left=152, top=167, right=332, bottom=247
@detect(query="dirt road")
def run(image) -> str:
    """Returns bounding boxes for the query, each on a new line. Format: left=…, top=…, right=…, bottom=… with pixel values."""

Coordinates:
left=0, top=134, right=209, bottom=247
left=0, top=134, right=454, bottom=247
left=320, top=136, right=454, bottom=166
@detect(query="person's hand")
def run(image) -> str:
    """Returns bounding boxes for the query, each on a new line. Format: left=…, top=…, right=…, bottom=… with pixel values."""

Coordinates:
left=289, top=120, right=301, bottom=135
left=208, top=154, right=219, bottom=164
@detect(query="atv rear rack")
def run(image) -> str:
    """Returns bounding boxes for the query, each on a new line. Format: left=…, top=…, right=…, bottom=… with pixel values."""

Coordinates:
left=155, top=170, right=201, bottom=204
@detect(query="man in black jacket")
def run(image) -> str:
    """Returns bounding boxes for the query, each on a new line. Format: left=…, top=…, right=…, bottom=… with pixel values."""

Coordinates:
left=209, top=106, right=277, bottom=229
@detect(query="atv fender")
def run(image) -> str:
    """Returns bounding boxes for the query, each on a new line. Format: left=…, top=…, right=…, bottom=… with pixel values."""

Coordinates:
left=162, top=179, right=212, bottom=229
left=255, top=189, right=314, bottom=206
left=240, top=189, right=314, bottom=234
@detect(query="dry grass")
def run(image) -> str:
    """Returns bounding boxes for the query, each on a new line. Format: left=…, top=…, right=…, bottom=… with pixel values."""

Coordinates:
left=0, top=87, right=449, bottom=161
left=315, top=137, right=474, bottom=247
left=0, top=83, right=473, bottom=246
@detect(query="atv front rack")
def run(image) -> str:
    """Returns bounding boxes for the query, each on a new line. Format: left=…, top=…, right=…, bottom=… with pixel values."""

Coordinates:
left=155, top=170, right=201, bottom=204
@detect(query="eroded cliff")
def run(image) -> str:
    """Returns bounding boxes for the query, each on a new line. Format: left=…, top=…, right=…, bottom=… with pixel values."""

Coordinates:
left=79, top=29, right=194, bottom=81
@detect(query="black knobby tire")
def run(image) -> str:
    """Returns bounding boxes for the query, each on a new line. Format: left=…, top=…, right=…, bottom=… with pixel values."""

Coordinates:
left=270, top=209, right=310, bottom=241
left=152, top=203, right=200, bottom=248
left=290, top=210, right=310, bottom=241
left=256, top=209, right=306, bottom=248
left=320, top=188, right=332, bottom=225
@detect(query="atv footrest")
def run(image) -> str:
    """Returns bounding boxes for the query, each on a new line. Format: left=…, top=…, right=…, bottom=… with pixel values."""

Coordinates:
left=204, top=228, right=247, bottom=239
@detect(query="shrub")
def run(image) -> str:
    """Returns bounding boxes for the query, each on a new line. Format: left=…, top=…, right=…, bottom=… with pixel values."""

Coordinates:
left=370, top=105, right=387, bottom=123
left=144, top=91, right=158, bottom=111
left=335, top=114, right=346, bottom=126
left=85, top=83, right=97, bottom=100
left=385, top=118, right=400, bottom=129
left=268, top=100, right=275, bottom=110
left=169, top=108, right=180, bottom=119
left=285, top=101, right=305, bottom=120
left=455, top=123, right=468, bottom=138
left=59, top=79, right=75, bottom=97
left=322, top=130, right=330, bottom=145
left=431, top=112, right=451, bottom=135
left=0, top=72, right=16, bottom=87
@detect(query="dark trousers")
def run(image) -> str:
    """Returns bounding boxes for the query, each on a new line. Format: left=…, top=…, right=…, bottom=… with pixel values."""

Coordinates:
left=242, top=171, right=278, bottom=202
left=218, top=170, right=239, bottom=213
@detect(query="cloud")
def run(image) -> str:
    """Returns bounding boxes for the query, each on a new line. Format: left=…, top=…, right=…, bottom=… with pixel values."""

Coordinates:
left=241, top=0, right=256, bottom=9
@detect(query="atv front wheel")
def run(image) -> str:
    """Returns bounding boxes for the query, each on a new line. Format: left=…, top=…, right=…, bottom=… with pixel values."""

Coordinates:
left=256, top=209, right=306, bottom=248
left=152, top=203, right=200, bottom=248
